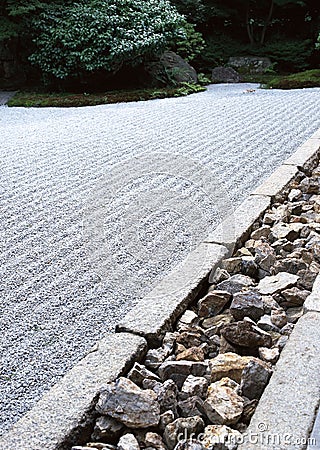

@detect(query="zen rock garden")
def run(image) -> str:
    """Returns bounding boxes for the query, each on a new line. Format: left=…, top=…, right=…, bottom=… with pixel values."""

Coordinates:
left=72, top=157, right=320, bottom=450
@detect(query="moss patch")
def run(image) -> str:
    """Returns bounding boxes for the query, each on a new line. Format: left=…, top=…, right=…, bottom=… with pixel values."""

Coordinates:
left=264, top=70, right=320, bottom=90
left=7, top=84, right=205, bottom=107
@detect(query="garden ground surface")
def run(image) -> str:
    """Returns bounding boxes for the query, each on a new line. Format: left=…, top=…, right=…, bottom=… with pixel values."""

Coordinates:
left=1, top=83, right=320, bottom=435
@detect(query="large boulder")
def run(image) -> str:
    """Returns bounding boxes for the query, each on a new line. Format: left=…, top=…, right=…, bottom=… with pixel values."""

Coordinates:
left=145, top=51, right=198, bottom=86
left=228, top=56, right=272, bottom=74
left=211, top=67, right=241, bottom=83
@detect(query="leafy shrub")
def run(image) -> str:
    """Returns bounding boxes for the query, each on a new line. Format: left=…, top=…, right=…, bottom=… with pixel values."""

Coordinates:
left=200, top=33, right=313, bottom=73
left=29, top=0, right=185, bottom=80
left=265, top=70, right=320, bottom=89
left=259, top=38, right=313, bottom=72
left=171, top=22, right=205, bottom=62
left=201, top=34, right=250, bottom=70
left=197, top=72, right=211, bottom=85
left=174, top=82, right=205, bottom=96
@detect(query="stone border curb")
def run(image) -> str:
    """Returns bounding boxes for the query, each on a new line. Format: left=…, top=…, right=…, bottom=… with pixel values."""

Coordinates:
left=252, top=164, right=299, bottom=198
left=284, top=129, right=320, bottom=169
left=204, top=195, right=271, bottom=250
left=1, top=128, right=320, bottom=450
left=116, top=243, right=228, bottom=346
left=304, top=273, right=320, bottom=313
left=237, top=312, right=320, bottom=450
left=0, top=334, right=147, bottom=450
left=308, top=407, right=320, bottom=450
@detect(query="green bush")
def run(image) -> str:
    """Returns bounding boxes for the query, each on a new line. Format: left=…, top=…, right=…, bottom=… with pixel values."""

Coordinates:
left=29, top=0, right=185, bottom=80
left=201, top=34, right=250, bottom=70
left=259, top=38, right=313, bottom=72
left=265, top=70, right=320, bottom=89
left=200, top=33, right=313, bottom=73
left=171, top=22, right=205, bottom=62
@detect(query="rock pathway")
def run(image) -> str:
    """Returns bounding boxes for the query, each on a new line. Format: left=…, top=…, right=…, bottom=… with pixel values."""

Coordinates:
left=1, top=84, right=320, bottom=435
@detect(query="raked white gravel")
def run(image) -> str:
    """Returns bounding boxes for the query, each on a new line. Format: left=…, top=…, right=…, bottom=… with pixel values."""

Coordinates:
left=1, top=83, right=320, bottom=434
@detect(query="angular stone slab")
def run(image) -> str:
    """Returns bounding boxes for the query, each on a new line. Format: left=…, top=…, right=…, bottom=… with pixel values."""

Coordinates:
left=310, top=128, right=320, bottom=140
left=238, top=312, right=320, bottom=450
left=117, top=243, right=228, bottom=345
left=284, top=135, right=320, bottom=169
left=304, top=274, right=320, bottom=313
left=0, top=334, right=147, bottom=450
left=252, top=164, right=299, bottom=198
left=307, top=408, right=320, bottom=449
left=204, top=195, right=270, bottom=250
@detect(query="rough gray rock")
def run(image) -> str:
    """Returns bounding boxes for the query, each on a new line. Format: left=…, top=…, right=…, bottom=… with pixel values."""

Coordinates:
left=128, top=363, right=160, bottom=386
left=212, top=67, right=241, bottom=83
left=286, top=306, right=304, bottom=323
left=257, top=272, right=299, bottom=295
left=251, top=226, right=271, bottom=240
left=221, top=320, right=272, bottom=349
left=209, top=353, right=254, bottom=383
left=177, top=396, right=204, bottom=418
left=217, top=274, right=255, bottom=295
left=241, top=256, right=259, bottom=278
left=181, top=375, right=208, bottom=399
left=261, top=295, right=282, bottom=313
left=158, top=361, right=207, bottom=388
left=202, top=424, right=242, bottom=450
left=228, top=56, right=272, bottom=74
left=230, top=291, right=264, bottom=322
left=202, top=313, right=233, bottom=333
left=176, top=329, right=203, bottom=348
left=154, top=380, right=178, bottom=416
left=299, top=176, right=320, bottom=194
left=198, top=291, right=231, bottom=318
left=240, top=360, right=272, bottom=400
left=145, top=51, right=197, bottom=86
left=221, top=257, right=242, bottom=274
left=203, top=378, right=244, bottom=425
left=163, top=416, right=205, bottom=450
left=272, top=257, right=307, bottom=275
left=254, top=242, right=276, bottom=273
left=258, top=346, right=280, bottom=364
left=281, top=286, right=310, bottom=306
left=257, top=314, right=280, bottom=333
left=97, top=378, right=160, bottom=428
left=145, top=348, right=170, bottom=370
left=177, top=310, right=198, bottom=329
left=144, top=432, right=166, bottom=450
left=270, top=309, right=287, bottom=329
left=159, top=410, right=175, bottom=432
left=174, top=440, right=204, bottom=450
left=270, top=223, right=303, bottom=241
left=117, top=434, right=140, bottom=450
left=91, top=416, right=124, bottom=443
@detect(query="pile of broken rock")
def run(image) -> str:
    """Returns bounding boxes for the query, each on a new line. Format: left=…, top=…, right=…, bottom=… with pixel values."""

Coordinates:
left=73, top=161, right=320, bottom=450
